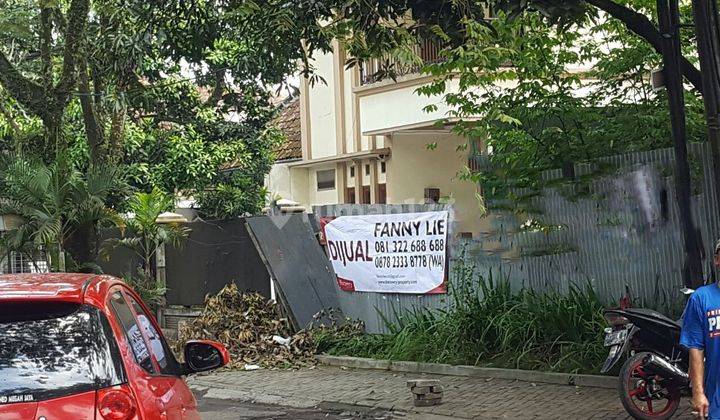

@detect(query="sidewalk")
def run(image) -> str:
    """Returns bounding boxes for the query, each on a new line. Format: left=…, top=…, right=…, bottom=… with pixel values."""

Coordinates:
left=188, top=365, right=694, bottom=419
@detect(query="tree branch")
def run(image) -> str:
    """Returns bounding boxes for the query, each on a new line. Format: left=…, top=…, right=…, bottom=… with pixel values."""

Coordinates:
left=54, top=0, right=91, bottom=101
left=78, top=58, right=105, bottom=162
left=585, top=0, right=703, bottom=93
left=0, top=51, right=49, bottom=120
left=108, top=105, right=127, bottom=163
left=206, top=69, right=227, bottom=106
left=40, top=7, right=53, bottom=90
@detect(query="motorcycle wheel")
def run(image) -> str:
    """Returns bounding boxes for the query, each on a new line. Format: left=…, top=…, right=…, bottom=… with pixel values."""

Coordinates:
left=618, top=352, right=681, bottom=420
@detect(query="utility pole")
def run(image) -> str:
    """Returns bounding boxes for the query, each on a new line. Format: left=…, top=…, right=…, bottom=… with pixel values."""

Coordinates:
left=692, top=0, right=720, bottom=263
left=657, top=0, right=704, bottom=288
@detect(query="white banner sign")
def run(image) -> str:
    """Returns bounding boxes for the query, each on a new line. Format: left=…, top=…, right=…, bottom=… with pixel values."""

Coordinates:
left=322, top=211, right=449, bottom=294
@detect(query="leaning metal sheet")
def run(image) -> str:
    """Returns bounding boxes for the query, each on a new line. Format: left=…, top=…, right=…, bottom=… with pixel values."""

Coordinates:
left=246, top=214, right=343, bottom=328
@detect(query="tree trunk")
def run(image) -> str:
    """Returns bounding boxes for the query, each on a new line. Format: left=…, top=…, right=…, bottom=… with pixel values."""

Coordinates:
left=658, top=0, right=704, bottom=288
left=65, top=222, right=100, bottom=268
left=39, top=7, right=53, bottom=91
left=78, top=60, right=105, bottom=163
left=44, top=114, right=64, bottom=162
left=57, top=242, right=66, bottom=273
left=108, top=105, right=127, bottom=163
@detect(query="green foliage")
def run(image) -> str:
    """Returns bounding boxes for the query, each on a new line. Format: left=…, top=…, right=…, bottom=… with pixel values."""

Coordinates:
left=0, top=154, right=126, bottom=268
left=319, top=264, right=607, bottom=374
left=415, top=11, right=705, bottom=198
left=195, top=175, right=268, bottom=220
left=0, top=0, right=329, bottom=224
left=102, top=187, right=189, bottom=279
left=123, top=123, right=218, bottom=193
left=195, top=126, right=281, bottom=219
left=119, top=80, right=279, bottom=217
left=122, top=272, right=167, bottom=309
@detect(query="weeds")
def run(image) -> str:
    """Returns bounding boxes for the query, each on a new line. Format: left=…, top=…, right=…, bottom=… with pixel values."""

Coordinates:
left=318, top=261, right=607, bottom=374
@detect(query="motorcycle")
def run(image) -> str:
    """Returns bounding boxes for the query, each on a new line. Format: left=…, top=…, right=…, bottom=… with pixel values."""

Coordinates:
left=601, top=293, right=692, bottom=420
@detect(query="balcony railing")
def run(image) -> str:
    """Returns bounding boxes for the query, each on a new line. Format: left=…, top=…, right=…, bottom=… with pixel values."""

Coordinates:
left=359, top=39, right=444, bottom=85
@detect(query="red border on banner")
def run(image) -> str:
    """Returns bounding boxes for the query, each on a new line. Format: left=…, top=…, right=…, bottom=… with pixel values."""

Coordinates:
left=336, top=277, right=356, bottom=291
left=425, top=282, right=447, bottom=294
left=318, top=216, right=336, bottom=245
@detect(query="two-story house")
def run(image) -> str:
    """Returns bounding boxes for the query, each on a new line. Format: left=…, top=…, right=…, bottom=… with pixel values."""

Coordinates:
left=266, top=40, right=485, bottom=237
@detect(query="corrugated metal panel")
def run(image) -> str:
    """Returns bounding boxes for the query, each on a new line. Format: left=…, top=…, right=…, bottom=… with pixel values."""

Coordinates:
left=312, top=145, right=720, bottom=332
left=469, top=144, right=719, bottom=312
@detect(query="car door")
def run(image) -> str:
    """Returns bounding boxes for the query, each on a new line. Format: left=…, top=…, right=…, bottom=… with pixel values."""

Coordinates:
left=106, top=287, right=191, bottom=419
left=123, top=292, right=201, bottom=419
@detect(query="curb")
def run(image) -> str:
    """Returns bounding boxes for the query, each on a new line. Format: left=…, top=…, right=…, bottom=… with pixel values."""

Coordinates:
left=315, top=355, right=617, bottom=389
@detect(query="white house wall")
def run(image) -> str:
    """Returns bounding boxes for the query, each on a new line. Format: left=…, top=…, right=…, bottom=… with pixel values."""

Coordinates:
left=308, top=51, right=337, bottom=159
left=386, top=132, right=482, bottom=236
left=266, top=162, right=292, bottom=202
left=358, top=79, right=462, bottom=135
left=343, top=66, right=356, bottom=153
left=266, top=163, right=310, bottom=206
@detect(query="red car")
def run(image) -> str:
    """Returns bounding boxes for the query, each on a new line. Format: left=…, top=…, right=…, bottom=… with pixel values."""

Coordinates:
left=0, top=273, right=229, bottom=420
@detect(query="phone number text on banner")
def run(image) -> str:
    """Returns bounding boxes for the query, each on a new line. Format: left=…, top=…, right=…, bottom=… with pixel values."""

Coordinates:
left=322, top=211, right=449, bottom=294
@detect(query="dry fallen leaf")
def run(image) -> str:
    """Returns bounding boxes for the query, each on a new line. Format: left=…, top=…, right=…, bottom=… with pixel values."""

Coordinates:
left=176, top=284, right=318, bottom=369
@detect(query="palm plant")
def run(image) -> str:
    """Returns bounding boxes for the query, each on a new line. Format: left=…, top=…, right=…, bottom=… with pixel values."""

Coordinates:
left=0, top=155, right=125, bottom=271
left=103, top=187, right=189, bottom=281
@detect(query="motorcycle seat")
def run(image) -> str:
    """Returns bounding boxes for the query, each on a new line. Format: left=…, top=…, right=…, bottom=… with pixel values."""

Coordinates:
left=625, top=308, right=681, bottom=330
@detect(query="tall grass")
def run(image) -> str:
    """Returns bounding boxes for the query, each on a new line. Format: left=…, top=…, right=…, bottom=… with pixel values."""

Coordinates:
left=316, top=261, right=608, bottom=374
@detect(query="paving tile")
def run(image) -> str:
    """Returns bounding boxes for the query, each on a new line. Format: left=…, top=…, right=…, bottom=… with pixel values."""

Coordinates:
left=189, top=366, right=694, bottom=419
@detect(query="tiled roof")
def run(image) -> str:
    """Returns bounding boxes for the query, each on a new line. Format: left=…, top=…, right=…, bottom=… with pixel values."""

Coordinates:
left=274, top=99, right=302, bottom=161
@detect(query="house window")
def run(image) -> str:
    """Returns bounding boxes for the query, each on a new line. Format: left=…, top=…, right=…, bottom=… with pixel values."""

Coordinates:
left=380, top=161, right=386, bottom=173
left=424, top=187, right=440, bottom=204
left=349, top=166, right=355, bottom=178
left=365, top=164, right=370, bottom=176
left=316, top=169, right=335, bottom=190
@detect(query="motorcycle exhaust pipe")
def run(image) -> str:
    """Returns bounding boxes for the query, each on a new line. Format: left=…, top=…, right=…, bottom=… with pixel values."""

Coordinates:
left=642, top=354, right=689, bottom=385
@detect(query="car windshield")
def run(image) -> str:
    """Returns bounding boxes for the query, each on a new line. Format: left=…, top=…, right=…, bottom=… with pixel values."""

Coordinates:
left=0, top=302, right=125, bottom=403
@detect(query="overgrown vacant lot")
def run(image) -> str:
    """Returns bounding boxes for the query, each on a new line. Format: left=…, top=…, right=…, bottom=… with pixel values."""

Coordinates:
left=316, top=268, right=608, bottom=374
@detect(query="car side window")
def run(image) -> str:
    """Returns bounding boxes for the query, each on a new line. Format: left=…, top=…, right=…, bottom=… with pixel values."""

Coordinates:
left=126, top=295, right=182, bottom=377
left=109, top=291, right=157, bottom=375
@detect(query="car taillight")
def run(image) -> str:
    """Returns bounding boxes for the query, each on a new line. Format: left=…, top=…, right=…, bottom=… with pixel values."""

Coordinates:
left=98, top=385, right=137, bottom=420
left=604, top=312, right=629, bottom=327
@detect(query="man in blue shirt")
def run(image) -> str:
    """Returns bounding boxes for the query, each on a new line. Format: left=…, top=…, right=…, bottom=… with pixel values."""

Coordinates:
left=681, top=241, right=720, bottom=419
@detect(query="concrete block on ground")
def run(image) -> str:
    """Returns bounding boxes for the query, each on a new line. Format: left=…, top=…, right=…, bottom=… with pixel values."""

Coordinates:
left=408, top=378, right=444, bottom=407
left=416, top=392, right=443, bottom=400
left=406, top=379, right=440, bottom=388
left=411, top=386, right=432, bottom=395
left=411, top=385, right=444, bottom=394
